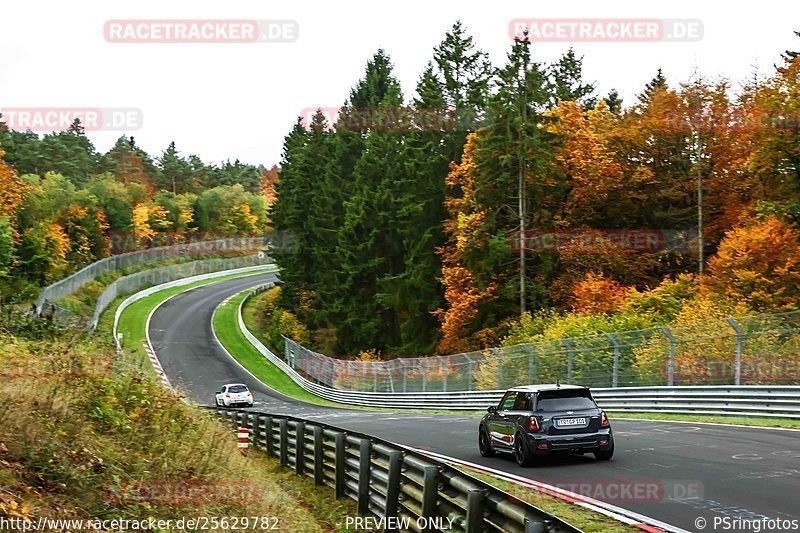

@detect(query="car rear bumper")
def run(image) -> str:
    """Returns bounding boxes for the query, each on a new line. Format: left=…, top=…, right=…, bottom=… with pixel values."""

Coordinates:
left=523, top=429, right=613, bottom=455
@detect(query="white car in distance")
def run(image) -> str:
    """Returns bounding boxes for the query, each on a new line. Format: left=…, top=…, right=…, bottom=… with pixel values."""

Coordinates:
left=215, top=383, right=254, bottom=407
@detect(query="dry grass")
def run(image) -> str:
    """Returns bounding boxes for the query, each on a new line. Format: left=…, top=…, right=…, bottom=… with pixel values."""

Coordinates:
left=0, top=332, right=357, bottom=531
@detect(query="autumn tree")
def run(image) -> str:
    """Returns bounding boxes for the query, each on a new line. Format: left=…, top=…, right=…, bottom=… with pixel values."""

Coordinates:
left=570, top=273, right=631, bottom=315
left=702, top=217, right=800, bottom=312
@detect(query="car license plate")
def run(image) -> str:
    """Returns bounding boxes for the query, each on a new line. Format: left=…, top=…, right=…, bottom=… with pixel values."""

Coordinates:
left=557, top=417, right=586, bottom=427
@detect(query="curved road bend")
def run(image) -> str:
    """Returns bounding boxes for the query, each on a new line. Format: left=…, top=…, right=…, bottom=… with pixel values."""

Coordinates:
left=149, top=274, right=800, bottom=532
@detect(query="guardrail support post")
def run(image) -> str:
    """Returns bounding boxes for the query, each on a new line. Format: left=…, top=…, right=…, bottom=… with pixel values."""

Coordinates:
left=661, top=326, right=676, bottom=386
left=726, top=318, right=743, bottom=385
left=421, top=466, right=438, bottom=533
left=385, top=451, right=403, bottom=519
left=312, top=426, right=325, bottom=485
left=279, top=419, right=289, bottom=467
left=605, top=333, right=620, bottom=388
left=334, top=432, right=347, bottom=499
left=264, top=417, right=274, bottom=457
left=465, top=489, right=485, bottom=533
left=295, top=421, right=306, bottom=475
left=357, top=439, right=372, bottom=515
left=524, top=517, right=546, bottom=533
left=560, top=339, right=574, bottom=384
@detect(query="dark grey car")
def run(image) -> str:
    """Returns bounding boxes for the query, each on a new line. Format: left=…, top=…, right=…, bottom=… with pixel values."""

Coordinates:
left=478, top=384, right=614, bottom=466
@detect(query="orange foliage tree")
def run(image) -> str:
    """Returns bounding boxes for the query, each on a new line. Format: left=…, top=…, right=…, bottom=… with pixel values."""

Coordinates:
left=434, top=134, right=498, bottom=354
left=570, top=272, right=631, bottom=315
left=0, top=148, right=27, bottom=220
left=702, top=217, right=800, bottom=312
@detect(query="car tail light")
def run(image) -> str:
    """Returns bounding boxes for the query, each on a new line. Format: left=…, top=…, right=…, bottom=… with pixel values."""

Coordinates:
left=246, top=391, right=251, bottom=396
left=601, top=411, right=610, bottom=427
left=529, top=416, right=540, bottom=431
left=225, top=393, right=231, bottom=398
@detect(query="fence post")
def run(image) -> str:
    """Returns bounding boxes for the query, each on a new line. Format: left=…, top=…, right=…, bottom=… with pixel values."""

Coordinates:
left=422, top=360, right=428, bottom=393
left=560, top=339, right=574, bottom=385
left=421, top=466, right=438, bottom=533
left=334, top=432, right=347, bottom=499
left=726, top=318, right=743, bottom=385
left=467, top=359, right=474, bottom=391
left=661, top=326, right=676, bottom=386
left=605, top=333, right=620, bottom=388
left=465, top=489, right=486, bottom=533
left=442, top=358, right=448, bottom=392
left=295, top=421, right=305, bottom=475
left=362, top=364, right=368, bottom=392
left=313, top=426, right=324, bottom=486
left=373, top=365, right=378, bottom=392
left=357, top=439, right=372, bottom=515
left=491, top=348, right=503, bottom=389
left=402, top=360, right=407, bottom=393
left=279, top=419, right=289, bottom=467
left=385, top=451, right=403, bottom=519
left=522, top=345, right=535, bottom=384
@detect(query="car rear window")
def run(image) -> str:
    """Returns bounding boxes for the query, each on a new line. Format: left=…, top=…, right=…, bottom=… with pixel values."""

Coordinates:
left=229, top=385, right=248, bottom=393
left=537, top=392, right=595, bottom=411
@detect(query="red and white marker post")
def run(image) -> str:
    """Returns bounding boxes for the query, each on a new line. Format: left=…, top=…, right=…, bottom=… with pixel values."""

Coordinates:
left=237, top=427, right=250, bottom=456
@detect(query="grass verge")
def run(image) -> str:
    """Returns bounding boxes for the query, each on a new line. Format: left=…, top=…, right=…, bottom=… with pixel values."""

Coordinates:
left=0, top=305, right=361, bottom=531
left=461, top=469, right=640, bottom=533
left=112, top=269, right=276, bottom=380
left=212, top=290, right=344, bottom=406
left=608, top=411, right=800, bottom=429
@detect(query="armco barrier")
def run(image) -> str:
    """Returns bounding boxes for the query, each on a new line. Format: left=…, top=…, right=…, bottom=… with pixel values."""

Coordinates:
left=236, top=285, right=800, bottom=417
left=112, top=264, right=278, bottom=350
left=88, top=253, right=273, bottom=332
left=36, top=236, right=272, bottom=315
left=212, top=408, right=580, bottom=533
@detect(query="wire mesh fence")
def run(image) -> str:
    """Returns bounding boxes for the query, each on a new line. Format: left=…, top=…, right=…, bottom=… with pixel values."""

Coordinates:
left=36, top=236, right=276, bottom=315
left=283, top=310, right=800, bottom=392
left=89, top=253, right=273, bottom=332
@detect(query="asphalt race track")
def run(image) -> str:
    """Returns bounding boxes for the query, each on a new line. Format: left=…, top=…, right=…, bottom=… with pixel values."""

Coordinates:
left=148, top=274, right=800, bottom=532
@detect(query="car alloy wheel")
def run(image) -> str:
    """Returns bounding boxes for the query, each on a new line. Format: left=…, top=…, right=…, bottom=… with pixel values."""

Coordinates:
left=479, top=428, right=494, bottom=457
left=514, top=434, right=534, bottom=467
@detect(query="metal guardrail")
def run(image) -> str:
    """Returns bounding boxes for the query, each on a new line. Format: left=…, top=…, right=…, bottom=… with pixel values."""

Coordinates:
left=283, top=311, right=800, bottom=391
left=237, top=286, right=800, bottom=417
left=87, top=253, right=273, bottom=332
left=36, top=236, right=272, bottom=315
left=211, top=408, right=580, bottom=533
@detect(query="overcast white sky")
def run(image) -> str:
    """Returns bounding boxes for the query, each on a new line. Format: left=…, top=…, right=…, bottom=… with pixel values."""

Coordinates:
left=1, top=1, right=798, bottom=167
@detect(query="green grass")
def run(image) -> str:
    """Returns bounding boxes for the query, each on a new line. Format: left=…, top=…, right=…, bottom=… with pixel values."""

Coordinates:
left=114, top=269, right=277, bottom=378
left=462, top=469, right=639, bottom=533
left=212, top=290, right=345, bottom=406
left=608, top=411, right=800, bottom=429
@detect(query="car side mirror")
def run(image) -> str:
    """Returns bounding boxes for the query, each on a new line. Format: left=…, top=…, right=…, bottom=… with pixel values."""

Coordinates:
left=487, top=406, right=497, bottom=414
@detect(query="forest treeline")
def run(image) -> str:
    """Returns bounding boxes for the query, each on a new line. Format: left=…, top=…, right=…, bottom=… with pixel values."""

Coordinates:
left=271, top=23, right=800, bottom=356
left=0, top=123, right=278, bottom=300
